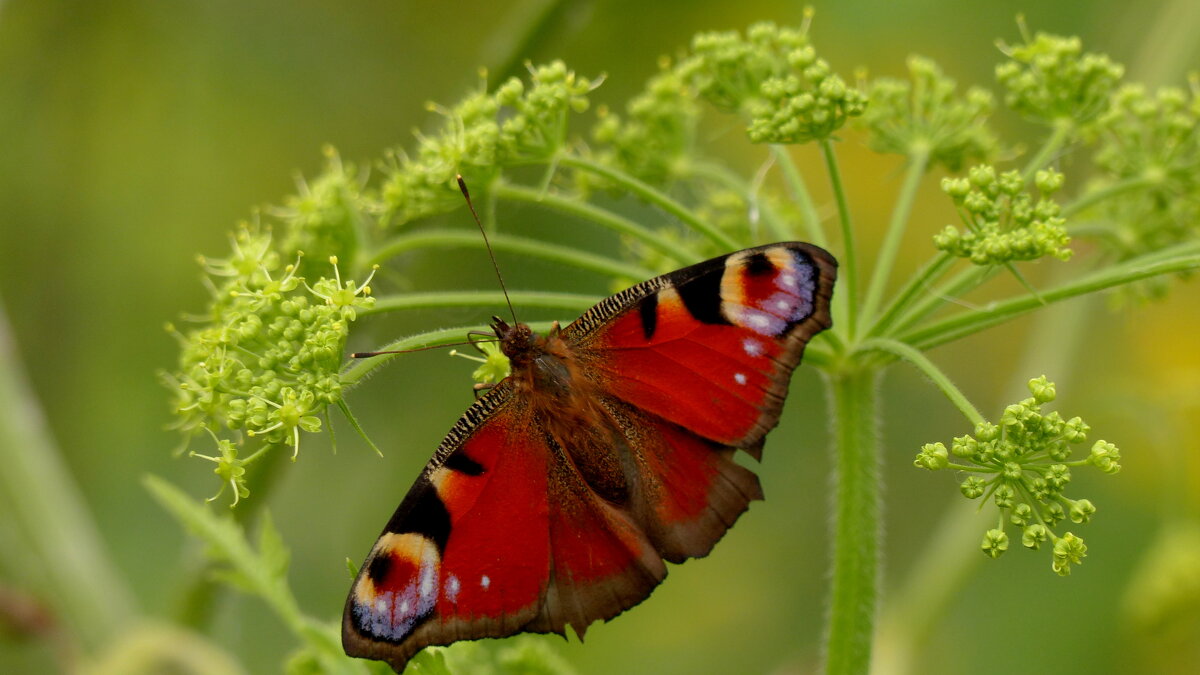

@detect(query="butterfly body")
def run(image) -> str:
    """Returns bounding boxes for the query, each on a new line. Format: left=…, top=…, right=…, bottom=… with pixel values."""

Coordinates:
left=344, top=242, right=836, bottom=672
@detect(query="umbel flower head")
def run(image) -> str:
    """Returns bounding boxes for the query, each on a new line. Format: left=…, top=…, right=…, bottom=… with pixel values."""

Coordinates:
left=380, top=61, right=600, bottom=228
left=165, top=225, right=376, bottom=504
left=861, top=55, right=997, bottom=171
left=676, top=17, right=866, bottom=144
left=914, top=376, right=1121, bottom=575
left=935, top=164, right=1072, bottom=265
left=995, top=23, right=1124, bottom=129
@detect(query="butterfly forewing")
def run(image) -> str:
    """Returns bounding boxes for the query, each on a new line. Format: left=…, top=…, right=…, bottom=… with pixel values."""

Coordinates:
left=344, top=242, right=836, bottom=672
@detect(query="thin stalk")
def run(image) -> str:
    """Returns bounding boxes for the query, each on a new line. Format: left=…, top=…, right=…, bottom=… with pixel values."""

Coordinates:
left=0, top=295, right=137, bottom=652
left=361, top=290, right=599, bottom=317
left=856, top=338, right=984, bottom=425
left=888, top=264, right=995, bottom=337
left=339, top=321, right=558, bottom=388
left=556, top=154, right=741, bottom=252
left=174, top=444, right=289, bottom=629
left=365, top=229, right=653, bottom=280
left=823, top=367, right=882, bottom=675
left=1021, top=118, right=1074, bottom=179
left=860, top=150, right=931, bottom=326
left=493, top=181, right=698, bottom=265
left=901, top=253, right=1200, bottom=349
left=685, top=159, right=792, bottom=242
left=770, top=144, right=827, bottom=246
left=1062, top=175, right=1158, bottom=218
left=820, top=139, right=859, bottom=338
left=867, top=252, right=956, bottom=338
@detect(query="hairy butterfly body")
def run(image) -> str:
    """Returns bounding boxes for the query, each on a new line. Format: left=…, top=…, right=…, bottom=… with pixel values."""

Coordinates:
left=344, top=242, right=836, bottom=671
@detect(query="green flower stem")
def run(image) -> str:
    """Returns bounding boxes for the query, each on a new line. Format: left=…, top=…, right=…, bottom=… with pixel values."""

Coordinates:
left=770, top=144, right=828, bottom=246
left=901, top=252, right=1200, bottom=349
left=856, top=338, right=985, bottom=425
left=888, top=264, right=995, bottom=337
left=823, top=366, right=882, bottom=675
left=685, top=159, right=791, bottom=242
left=1022, top=118, right=1075, bottom=179
left=860, top=149, right=931, bottom=326
left=866, top=252, right=956, bottom=338
left=1062, top=175, right=1159, bottom=218
left=365, top=229, right=654, bottom=280
left=339, top=321, right=559, bottom=388
left=174, top=445, right=290, bottom=630
left=819, top=139, right=859, bottom=338
left=361, top=291, right=600, bottom=317
left=555, top=154, right=741, bottom=252
left=872, top=503, right=991, bottom=675
left=0, top=295, right=137, bottom=653
left=492, top=181, right=698, bottom=265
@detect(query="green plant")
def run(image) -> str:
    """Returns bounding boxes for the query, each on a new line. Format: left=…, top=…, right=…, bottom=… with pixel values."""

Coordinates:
left=6, top=9, right=1197, bottom=675
left=156, top=14, right=1200, bottom=674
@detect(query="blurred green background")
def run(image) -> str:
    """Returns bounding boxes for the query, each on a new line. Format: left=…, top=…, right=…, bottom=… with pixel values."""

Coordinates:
left=1, top=0, right=1198, bottom=673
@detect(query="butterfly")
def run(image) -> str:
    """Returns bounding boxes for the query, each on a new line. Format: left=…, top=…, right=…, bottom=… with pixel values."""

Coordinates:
left=343, top=242, right=837, bottom=672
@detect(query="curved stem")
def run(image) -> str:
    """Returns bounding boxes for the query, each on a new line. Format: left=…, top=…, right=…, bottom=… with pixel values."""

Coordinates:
left=339, top=321, right=559, bottom=388
left=820, top=139, right=859, bottom=338
left=685, top=158, right=792, bottom=242
left=861, top=150, right=931, bottom=326
left=361, top=290, right=599, bottom=317
left=888, top=264, right=995, bottom=337
left=556, top=154, right=740, bottom=252
left=856, top=338, right=984, bottom=425
left=901, top=252, right=1200, bottom=349
left=365, top=229, right=653, bottom=280
left=770, top=144, right=827, bottom=246
left=1062, top=175, right=1158, bottom=218
left=493, top=181, right=698, bottom=265
left=823, top=366, right=882, bottom=675
left=1021, top=118, right=1074, bottom=179
left=866, top=252, right=956, bottom=338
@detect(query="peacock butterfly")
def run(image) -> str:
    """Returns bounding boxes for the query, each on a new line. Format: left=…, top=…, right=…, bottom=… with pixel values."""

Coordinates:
left=343, top=241, right=837, bottom=671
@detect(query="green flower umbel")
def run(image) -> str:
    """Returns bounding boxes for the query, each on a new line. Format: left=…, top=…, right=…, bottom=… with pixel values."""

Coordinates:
left=914, top=376, right=1121, bottom=575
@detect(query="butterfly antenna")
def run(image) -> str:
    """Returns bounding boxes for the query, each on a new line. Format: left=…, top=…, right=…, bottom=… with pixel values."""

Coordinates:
left=457, top=175, right=518, bottom=325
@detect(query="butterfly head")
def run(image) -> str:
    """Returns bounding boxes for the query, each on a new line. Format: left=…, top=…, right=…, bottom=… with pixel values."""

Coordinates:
left=490, top=315, right=535, bottom=360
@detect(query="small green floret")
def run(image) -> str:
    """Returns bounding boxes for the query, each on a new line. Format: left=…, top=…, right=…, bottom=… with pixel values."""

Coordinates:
left=936, top=164, right=1072, bottom=265
left=677, top=18, right=866, bottom=144
left=861, top=55, right=997, bottom=170
left=913, top=377, right=1120, bottom=574
left=995, top=24, right=1124, bottom=128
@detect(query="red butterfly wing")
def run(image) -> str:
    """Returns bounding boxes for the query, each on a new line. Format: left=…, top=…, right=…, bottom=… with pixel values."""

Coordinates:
left=344, top=242, right=835, bottom=672
left=343, top=386, right=669, bottom=671
left=567, top=242, right=837, bottom=456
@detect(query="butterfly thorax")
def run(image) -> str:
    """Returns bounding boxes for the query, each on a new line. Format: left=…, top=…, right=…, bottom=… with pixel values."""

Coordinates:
left=492, top=316, right=629, bottom=504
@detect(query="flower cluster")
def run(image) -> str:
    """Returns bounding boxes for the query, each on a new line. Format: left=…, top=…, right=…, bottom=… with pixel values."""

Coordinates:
left=165, top=225, right=375, bottom=504
left=996, top=28, right=1124, bottom=128
left=591, top=63, right=699, bottom=185
left=381, top=61, right=599, bottom=227
left=274, top=148, right=368, bottom=280
left=675, top=20, right=866, bottom=144
left=935, top=165, right=1072, bottom=264
left=914, top=377, right=1121, bottom=575
left=861, top=55, right=997, bottom=171
left=1088, top=82, right=1200, bottom=263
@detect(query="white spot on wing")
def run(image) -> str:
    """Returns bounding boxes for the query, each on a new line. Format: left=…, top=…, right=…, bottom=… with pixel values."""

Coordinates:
left=481, top=574, right=491, bottom=589
left=446, top=574, right=461, bottom=602
left=743, top=338, right=763, bottom=357
left=734, top=372, right=747, bottom=385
